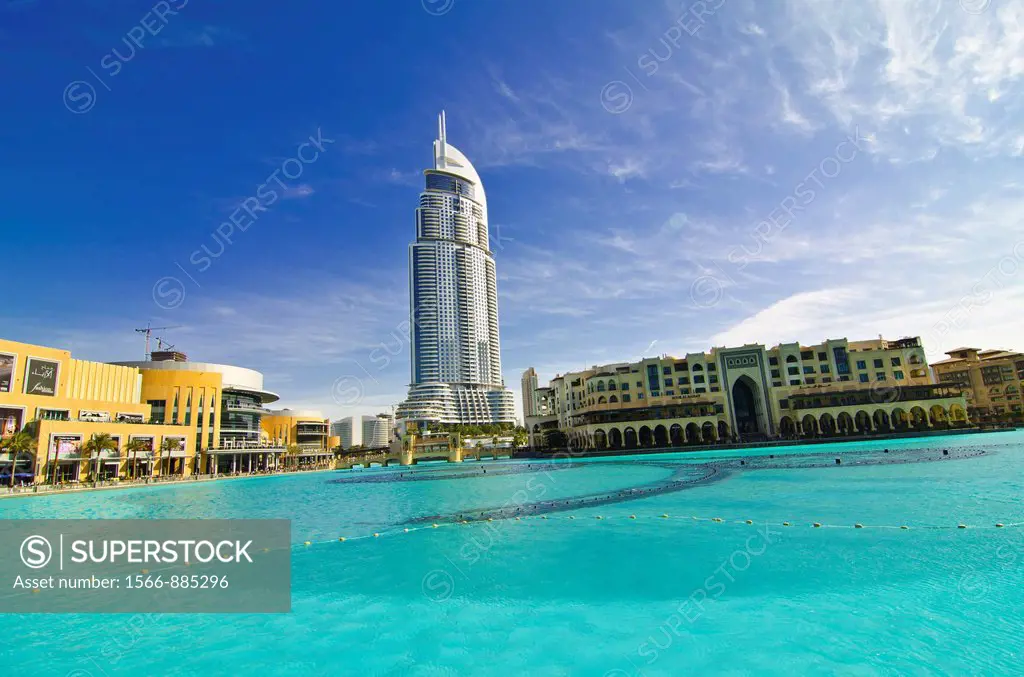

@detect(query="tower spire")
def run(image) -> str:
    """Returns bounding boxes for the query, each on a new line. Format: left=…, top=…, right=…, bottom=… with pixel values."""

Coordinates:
left=437, top=110, right=447, bottom=169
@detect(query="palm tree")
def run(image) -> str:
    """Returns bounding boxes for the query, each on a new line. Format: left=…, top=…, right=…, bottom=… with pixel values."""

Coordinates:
left=159, top=438, right=180, bottom=479
left=1, top=431, right=36, bottom=486
left=285, top=444, right=301, bottom=471
left=124, top=438, right=149, bottom=480
left=82, top=433, right=118, bottom=487
left=512, top=428, right=528, bottom=450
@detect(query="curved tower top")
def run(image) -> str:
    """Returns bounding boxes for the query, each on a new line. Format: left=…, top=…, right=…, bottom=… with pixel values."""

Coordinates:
left=433, top=110, right=488, bottom=223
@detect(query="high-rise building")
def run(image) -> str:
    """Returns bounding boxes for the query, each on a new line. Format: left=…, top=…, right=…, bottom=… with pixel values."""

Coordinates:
left=361, top=413, right=394, bottom=448
left=331, top=417, right=356, bottom=449
left=397, top=112, right=515, bottom=426
left=521, top=367, right=539, bottom=418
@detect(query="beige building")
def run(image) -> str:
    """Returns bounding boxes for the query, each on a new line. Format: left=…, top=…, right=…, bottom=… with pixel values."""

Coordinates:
left=931, top=347, right=1024, bottom=424
left=525, top=336, right=969, bottom=450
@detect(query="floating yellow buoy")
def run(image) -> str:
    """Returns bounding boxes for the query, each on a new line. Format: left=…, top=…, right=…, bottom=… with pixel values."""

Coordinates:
left=813, top=523, right=821, bottom=528
left=303, top=541, right=311, bottom=546
left=661, top=514, right=669, bottom=519
left=541, top=516, right=548, bottom=520
left=487, top=518, right=493, bottom=522
left=373, top=533, right=380, bottom=538
left=569, top=516, right=575, bottom=520
left=745, top=520, right=753, bottom=525
left=782, top=522, right=791, bottom=527
left=629, top=515, right=636, bottom=519
left=404, top=528, right=409, bottom=533
left=854, top=524, right=863, bottom=529
left=515, top=517, right=521, bottom=521
left=432, top=523, right=439, bottom=528
left=338, top=537, right=346, bottom=542
left=900, top=526, right=908, bottom=530
left=996, top=523, right=1005, bottom=528
left=595, top=516, right=603, bottom=520
left=958, top=524, right=967, bottom=529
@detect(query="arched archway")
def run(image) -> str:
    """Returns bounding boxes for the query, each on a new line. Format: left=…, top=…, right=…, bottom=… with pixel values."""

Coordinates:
left=949, top=404, right=968, bottom=425
left=718, top=420, right=729, bottom=441
left=608, top=395, right=618, bottom=403
left=891, top=408, right=908, bottom=431
left=624, top=427, right=638, bottom=449
left=594, top=429, right=607, bottom=450
left=873, top=409, right=891, bottom=431
left=654, top=425, right=669, bottom=447
left=819, top=413, right=836, bottom=435
left=779, top=416, right=796, bottom=437
left=929, top=405, right=948, bottom=427
left=670, top=424, right=684, bottom=446
left=910, top=406, right=928, bottom=429
left=609, top=428, right=623, bottom=449
left=639, top=426, right=653, bottom=447
left=802, top=414, right=819, bottom=437
left=854, top=410, right=871, bottom=433
left=837, top=412, right=854, bottom=435
left=685, top=423, right=700, bottom=444
left=732, top=376, right=761, bottom=435
left=598, top=396, right=607, bottom=404
left=701, top=421, right=716, bottom=442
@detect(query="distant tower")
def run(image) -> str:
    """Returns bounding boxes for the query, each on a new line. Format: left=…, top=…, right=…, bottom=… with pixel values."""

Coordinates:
left=396, top=112, right=515, bottom=426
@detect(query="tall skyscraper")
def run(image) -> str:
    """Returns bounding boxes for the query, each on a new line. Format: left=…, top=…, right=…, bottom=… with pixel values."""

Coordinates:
left=396, top=112, right=515, bottom=426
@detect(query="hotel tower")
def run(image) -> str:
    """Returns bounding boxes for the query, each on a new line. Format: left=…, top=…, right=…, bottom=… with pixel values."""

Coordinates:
left=396, top=112, right=515, bottom=426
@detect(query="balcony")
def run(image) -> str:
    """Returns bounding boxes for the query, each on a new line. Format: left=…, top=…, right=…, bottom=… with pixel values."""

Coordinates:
left=224, top=401, right=272, bottom=414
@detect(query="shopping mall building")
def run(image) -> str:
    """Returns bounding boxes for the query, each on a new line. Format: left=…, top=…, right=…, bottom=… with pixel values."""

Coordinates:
left=0, top=338, right=335, bottom=484
left=523, top=336, right=971, bottom=450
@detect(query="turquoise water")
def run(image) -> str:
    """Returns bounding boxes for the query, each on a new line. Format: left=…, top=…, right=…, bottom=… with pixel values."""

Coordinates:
left=2, top=431, right=1023, bottom=676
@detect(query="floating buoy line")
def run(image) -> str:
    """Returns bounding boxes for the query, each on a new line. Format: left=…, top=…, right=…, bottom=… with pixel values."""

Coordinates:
left=286, top=514, right=1024, bottom=552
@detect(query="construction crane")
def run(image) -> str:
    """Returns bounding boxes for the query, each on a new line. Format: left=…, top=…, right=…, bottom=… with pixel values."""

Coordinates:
left=154, top=337, right=176, bottom=352
left=135, top=323, right=181, bottom=360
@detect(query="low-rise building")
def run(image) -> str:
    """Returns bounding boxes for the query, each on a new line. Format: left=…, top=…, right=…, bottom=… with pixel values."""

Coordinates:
left=0, top=339, right=197, bottom=483
left=524, top=336, right=969, bottom=450
left=931, top=347, right=1024, bottom=424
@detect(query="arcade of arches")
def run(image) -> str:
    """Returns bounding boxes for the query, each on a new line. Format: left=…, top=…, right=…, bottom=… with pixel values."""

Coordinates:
left=571, top=402, right=968, bottom=450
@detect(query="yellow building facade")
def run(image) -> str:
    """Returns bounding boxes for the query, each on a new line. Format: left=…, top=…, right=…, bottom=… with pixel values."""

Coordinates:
left=0, top=338, right=196, bottom=483
left=932, top=347, right=1024, bottom=424
left=525, top=336, right=970, bottom=450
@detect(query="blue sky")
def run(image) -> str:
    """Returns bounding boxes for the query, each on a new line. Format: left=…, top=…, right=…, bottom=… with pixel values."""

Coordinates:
left=3, top=0, right=1023, bottom=423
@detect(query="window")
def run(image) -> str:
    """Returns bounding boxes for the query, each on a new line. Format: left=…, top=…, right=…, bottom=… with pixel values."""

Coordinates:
left=637, top=393, right=644, bottom=399
left=801, top=350, right=813, bottom=359
left=820, top=364, right=830, bottom=373
left=711, top=386, right=720, bottom=392
left=674, top=362, right=687, bottom=372
left=693, top=375, right=705, bottom=384
left=803, top=366, right=814, bottom=374
left=148, top=400, right=167, bottom=424
left=788, top=367, right=799, bottom=376
left=666, top=390, right=674, bottom=396
left=823, top=377, right=832, bottom=383
left=817, top=352, right=827, bottom=361
left=859, top=374, right=869, bottom=383
left=695, top=387, right=706, bottom=393
left=636, top=381, right=642, bottom=388
left=662, top=366, right=671, bottom=375
left=779, top=400, right=790, bottom=409
left=709, top=375, right=718, bottom=384
left=894, top=370, right=904, bottom=380
left=786, top=355, right=798, bottom=363
left=692, top=364, right=704, bottom=372
left=789, top=379, right=800, bottom=385
left=876, top=373, right=887, bottom=381
left=874, top=359, right=884, bottom=369
left=839, top=375, right=850, bottom=382
left=621, top=383, right=629, bottom=390
left=769, top=356, right=779, bottom=366
left=681, top=388, right=689, bottom=394
left=891, top=357, right=902, bottom=366
left=771, top=369, right=780, bottom=378
left=714, top=404, right=725, bottom=413
left=678, top=377, right=689, bottom=385
left=37, top=408, right=69, bottom=421
left=806, top=377, right=816, bottom=384
left=773, top=381, right=782, bottom=387
left=665, top=378, right=673, bottom=386
left=622, top=394, right=631, bottom=403
left=856, top=360, right=866, bottom=370
left=707, top=364, right=716, bottom=372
